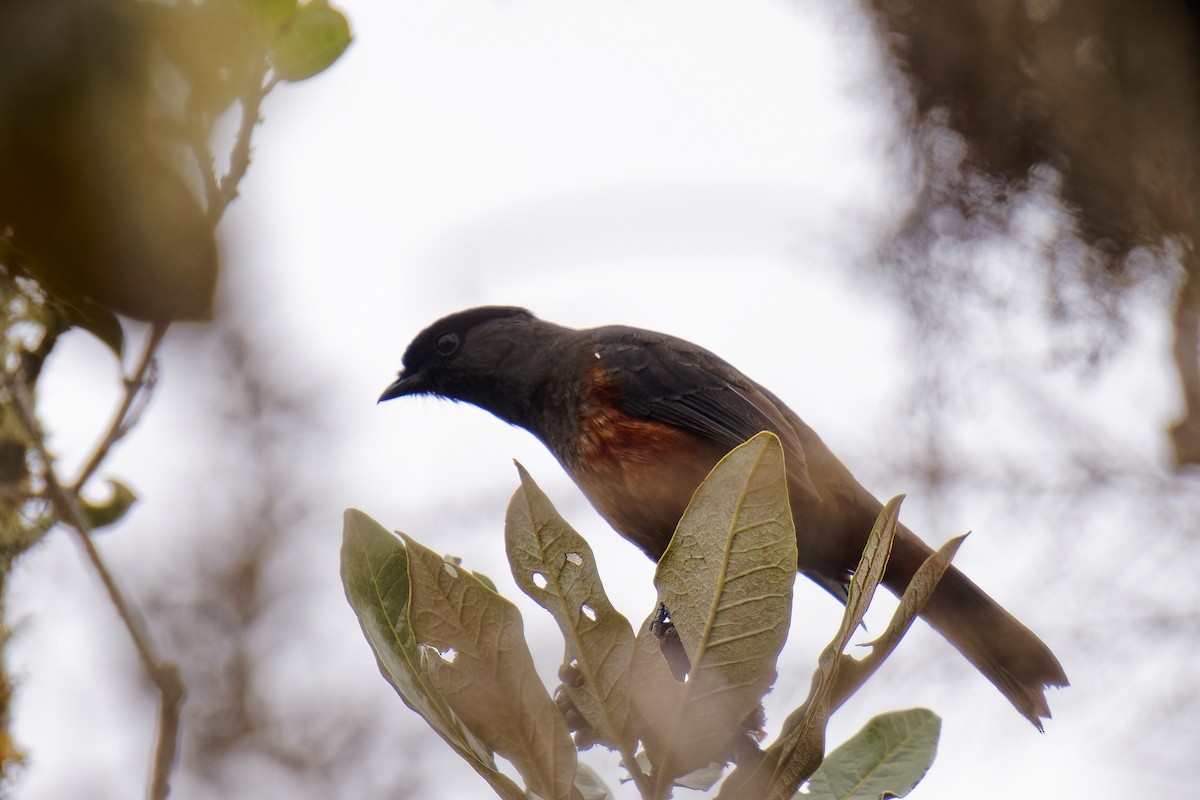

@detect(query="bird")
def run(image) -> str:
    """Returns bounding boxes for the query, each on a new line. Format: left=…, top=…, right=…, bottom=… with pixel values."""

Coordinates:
left=379, top=305, right=1068, bottom=729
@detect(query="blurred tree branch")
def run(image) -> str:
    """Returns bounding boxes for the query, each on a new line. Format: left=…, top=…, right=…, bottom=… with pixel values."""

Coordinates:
left=861, top=0, right=1200, bottom=467
left=4, top=368, right=185, bottom=800
left=142, top=321, right=428, bottom=798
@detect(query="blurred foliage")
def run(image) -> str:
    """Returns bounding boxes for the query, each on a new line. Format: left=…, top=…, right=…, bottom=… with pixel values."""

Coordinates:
left=856, top=5, right=1200, bottom=793
left=862, top=0, right=1200, bottom=466
left=0, top=0, right=350, bottom=794
left=0, top=0, right=351, bottom=324
left=343, top=435, right=945, bottom=799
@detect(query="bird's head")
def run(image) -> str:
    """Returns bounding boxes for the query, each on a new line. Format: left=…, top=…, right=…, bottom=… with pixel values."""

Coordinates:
left=379, top=305, right=556, bottom=429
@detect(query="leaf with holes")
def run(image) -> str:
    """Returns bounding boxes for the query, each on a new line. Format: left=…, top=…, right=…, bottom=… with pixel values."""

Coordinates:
left=805, top=709, right=940, bottom=800
left=402, top=532, right=582, bottom=800
left=506, top=462, right=638, bottom=750
left=651, top=431, right=798, bottom=779
left=339, top=510, right=524, bottom=800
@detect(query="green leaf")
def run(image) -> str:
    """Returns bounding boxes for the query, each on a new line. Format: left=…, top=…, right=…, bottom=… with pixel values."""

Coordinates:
left=401, top=532, right=582, bottom=800
left=272, top=1, right=352, bottom=82
left=339, top=510, right=524, bottom=800
left=80, top=479, right=137, bottom=530
left=651, top=431, right=798, bottom=779
left=805, top=709, right=940, bottom=800
left=506, top=462, right=637, bottom=749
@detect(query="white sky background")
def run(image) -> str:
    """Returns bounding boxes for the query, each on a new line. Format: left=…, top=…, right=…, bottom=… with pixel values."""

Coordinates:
left=8, top=0, right=1191, bottom=798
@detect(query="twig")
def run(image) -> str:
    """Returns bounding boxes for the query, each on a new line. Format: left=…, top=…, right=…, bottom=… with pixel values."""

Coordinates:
left=211, top=64, right=275, bottom=225
left=184, top=61, right=272, bottom=227
left=70, top=322, right=168, bottom=495
left=5, top=375, right=185, bottom=800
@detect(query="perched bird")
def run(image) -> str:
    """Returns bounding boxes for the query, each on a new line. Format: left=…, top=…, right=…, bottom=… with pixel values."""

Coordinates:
left=380, top=305, right=1068, bottom=729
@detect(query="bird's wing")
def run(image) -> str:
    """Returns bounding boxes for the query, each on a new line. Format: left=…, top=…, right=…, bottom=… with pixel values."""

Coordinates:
left=596, top=331, right=821, bottom=502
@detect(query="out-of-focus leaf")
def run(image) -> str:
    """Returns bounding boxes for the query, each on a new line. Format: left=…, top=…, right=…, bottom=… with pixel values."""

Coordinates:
left=61, top=298, right=124, bottom=360
left=572, top=762, right=614, bottom=800
left=153, top=0, right=263, bottom=114
left=272, top=1, right=351, bottom=82
left=650, top=431, right=797, bottom=780
left=0, top=0, right=220, bottom=322
left=805, top=709, right=940, bottom=800
left=402, top=532, right=582, bottom=800
left=253, top=0, right=299, bottom=33
left=673, top=761, right=726, bottom=791
left=339, top=510, right=524, bottom=800
left=506, top=462, right=637, bottom=750
left=80, top=479, right=137, bottom=530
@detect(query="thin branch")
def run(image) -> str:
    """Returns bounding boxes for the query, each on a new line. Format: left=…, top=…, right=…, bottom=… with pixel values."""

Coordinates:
left=184, top=61, right=273, bottom=227
left=70, top=322, right=168, bottom=495
left=210, top=63, right=274, bottom=225
left=5, top=374, right=185, bottom=800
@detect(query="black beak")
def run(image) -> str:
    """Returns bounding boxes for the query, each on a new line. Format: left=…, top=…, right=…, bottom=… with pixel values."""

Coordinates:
left=378, top=371, right=427, bottom=403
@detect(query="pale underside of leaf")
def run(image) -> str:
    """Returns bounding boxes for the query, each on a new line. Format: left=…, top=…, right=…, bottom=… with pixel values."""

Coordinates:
left=717, top=496, right=906, bottom=800
left=402, top=532, right=581, bottom=800
left=652, top=432, right=798, bottom=780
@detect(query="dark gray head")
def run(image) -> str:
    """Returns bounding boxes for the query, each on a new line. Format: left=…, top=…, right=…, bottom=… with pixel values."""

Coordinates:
left=379, top=305, right=562, bottom=430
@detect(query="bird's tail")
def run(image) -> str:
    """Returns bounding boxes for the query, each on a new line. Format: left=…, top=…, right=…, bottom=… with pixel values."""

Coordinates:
left=887, top=530, right=1069, bottom=730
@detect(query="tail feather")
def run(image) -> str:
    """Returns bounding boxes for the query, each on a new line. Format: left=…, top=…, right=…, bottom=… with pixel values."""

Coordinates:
left=888, top=531, right=1069, bottom=730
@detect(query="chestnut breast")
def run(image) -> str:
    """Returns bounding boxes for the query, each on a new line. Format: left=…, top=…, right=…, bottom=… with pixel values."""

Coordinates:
left=555, top=362, right=728, bottom=560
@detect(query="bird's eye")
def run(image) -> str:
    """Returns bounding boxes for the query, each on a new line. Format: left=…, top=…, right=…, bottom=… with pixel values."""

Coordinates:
left=435, top=332, right=460, bottom=356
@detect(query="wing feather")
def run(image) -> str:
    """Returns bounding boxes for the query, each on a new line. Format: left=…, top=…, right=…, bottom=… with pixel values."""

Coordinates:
left=595, top=332, right=821, bottom=501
